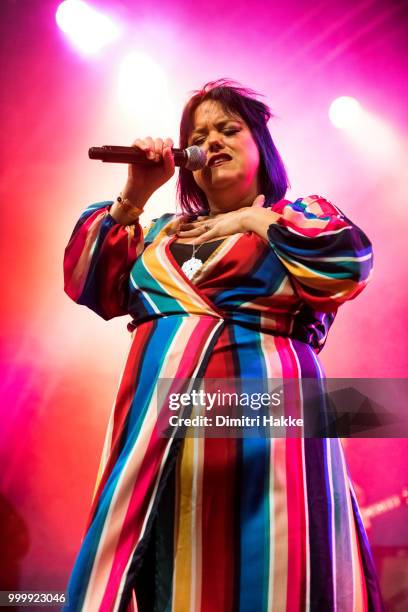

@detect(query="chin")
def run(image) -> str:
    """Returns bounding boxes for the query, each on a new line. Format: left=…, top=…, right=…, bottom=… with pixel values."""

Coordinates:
left=208, top=170, right=240, bottom=189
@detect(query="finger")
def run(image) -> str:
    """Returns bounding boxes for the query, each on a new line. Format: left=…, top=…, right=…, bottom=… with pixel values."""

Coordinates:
left=178, top=220, right=211, bottom=235
left=252, top=193, right=266, bottom=208
left=132, top=137, right=155, bottom=160
left=144, top=136, right=156, bottom=160
left=195, top=220, right=214, bottom=231
left=164, top=137, right=174, bottom=148
left=180, top=220, right=213, bottom=232
left=163, top=144, right=175, bottom=175
left=154, top=138, right=164, bottom=161
left=132, top=138, right=149, bottom=154
left=180, top=219, right=215, bottom=236
left=193, top=226, right=218, bottom=244
left=177, top=226, right=204, bottom=237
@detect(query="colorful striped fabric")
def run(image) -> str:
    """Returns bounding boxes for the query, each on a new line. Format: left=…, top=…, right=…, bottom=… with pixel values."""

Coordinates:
left=63, top=195, right=383, bottom=611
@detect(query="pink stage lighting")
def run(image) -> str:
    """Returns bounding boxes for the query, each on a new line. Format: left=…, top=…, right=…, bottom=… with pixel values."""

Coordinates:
left=329, top=96, right=363, bottom=130
left=55, top=0, right=120, bottom=55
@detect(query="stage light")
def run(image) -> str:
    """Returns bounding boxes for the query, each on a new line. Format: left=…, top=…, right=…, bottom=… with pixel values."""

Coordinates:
left=117, top=52, right=170, bottom=127
left=329, top=96, right=363, bottom=130
left=329, top=97, right=403, bottom=166
left=56, top=0, right=120, bottom=55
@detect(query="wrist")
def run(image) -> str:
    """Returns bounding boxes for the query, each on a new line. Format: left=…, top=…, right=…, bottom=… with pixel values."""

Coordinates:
left=239, top=207, right=268, bottom=231
left=109, top=192, right=147, bottom=225
left=120, top=187, right=150, bottom=211
left=241, top=207, right=281, bottom=240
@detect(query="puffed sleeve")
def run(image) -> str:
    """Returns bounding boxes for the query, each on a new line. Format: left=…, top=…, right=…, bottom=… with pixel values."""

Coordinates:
left=63, top=201, right=155, bottom=319
left=267, top=195, right=373, bottom=312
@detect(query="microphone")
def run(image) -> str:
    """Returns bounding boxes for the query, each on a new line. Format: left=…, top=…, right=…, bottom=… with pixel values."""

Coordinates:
left=88, top=145, right=207, bottom=171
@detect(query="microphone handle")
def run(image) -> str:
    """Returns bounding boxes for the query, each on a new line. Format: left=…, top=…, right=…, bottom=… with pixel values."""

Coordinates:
left=88, top=145, right=186, bottom=165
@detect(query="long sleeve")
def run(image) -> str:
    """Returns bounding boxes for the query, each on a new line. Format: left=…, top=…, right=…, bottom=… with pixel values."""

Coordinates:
left=64, top=201, right=151, bottom=319
left=267, top=195, right=373, bottom=312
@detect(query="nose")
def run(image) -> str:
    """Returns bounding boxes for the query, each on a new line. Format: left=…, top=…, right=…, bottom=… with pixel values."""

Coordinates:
left=206, top=130, right=225, bottom=152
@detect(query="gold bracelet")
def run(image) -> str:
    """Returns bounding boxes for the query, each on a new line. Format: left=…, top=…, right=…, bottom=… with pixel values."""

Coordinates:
left=116, top=192, right=144, bottom=217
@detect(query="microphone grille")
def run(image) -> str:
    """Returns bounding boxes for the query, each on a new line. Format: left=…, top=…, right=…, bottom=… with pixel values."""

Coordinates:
left=184, top=146, right=207, bottom=171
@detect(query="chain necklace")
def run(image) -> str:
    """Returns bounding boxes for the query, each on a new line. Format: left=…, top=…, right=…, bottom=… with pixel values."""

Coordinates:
left=181, top=243, right=206, bottom=280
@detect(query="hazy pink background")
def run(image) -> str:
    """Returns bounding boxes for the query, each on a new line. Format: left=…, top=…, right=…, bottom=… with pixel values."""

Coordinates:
left=1, top=0, right=407, bottom=603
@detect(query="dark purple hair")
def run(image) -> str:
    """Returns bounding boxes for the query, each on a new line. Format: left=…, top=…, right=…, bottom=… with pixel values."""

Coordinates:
left=177, top=79, right=289, bottom=215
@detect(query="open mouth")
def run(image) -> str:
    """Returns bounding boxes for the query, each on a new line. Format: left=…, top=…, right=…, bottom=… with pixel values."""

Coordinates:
left=209, top=154, right=232, bottom=167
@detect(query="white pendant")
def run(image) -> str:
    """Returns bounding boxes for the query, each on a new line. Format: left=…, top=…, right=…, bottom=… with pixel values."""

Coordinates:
left=181, top=256, right=203, bottom=280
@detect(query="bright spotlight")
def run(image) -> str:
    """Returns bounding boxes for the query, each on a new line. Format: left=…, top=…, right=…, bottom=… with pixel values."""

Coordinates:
left=329, top=98, right=402, bottom=166
left=117, top=52, right=169, bottom=122
left=56, top=0, right=120, bottom=55
left=329, top=96, right=363, bottom=130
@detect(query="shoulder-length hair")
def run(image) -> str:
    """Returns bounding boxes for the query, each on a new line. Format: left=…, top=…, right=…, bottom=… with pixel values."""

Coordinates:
left=177, top=79, right=289, bottom=215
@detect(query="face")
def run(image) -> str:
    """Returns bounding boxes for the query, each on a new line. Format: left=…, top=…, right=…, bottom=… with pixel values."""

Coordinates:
left=188, top=99, right=260, bottom=209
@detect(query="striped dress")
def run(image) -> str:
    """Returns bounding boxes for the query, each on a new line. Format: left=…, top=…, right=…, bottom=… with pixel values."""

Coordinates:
left=63, top=195, right=383, bottom=612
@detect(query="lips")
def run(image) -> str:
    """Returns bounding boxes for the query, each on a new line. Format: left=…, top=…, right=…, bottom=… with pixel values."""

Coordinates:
left=208, top=154, right=232, bottom=167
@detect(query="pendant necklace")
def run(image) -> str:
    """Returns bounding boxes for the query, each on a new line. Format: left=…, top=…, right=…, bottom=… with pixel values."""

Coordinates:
left=181, top=243, right=206, bottom=280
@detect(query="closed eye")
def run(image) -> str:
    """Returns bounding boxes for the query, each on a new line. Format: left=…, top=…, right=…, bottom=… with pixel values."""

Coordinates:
left=191, top=127, right=240, bottom=146
left=223, top=128, right=240, bottom=136
left=191, top=136, right=205, bottom=145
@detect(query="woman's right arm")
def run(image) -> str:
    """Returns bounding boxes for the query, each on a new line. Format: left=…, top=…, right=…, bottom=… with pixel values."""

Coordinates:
left=63, top=137, right=175, bottom=320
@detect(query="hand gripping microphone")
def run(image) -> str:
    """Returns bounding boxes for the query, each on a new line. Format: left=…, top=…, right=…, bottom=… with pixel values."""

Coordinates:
left=88, top=145, right=207, bottom=171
